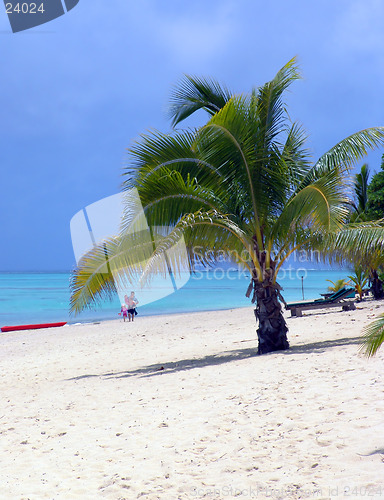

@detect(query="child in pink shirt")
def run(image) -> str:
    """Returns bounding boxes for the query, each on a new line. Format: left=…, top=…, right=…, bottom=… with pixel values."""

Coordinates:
left=120, top=304, right=128, bottom=321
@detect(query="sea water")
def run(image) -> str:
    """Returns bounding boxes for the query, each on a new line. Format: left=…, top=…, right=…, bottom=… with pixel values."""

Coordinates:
left=0, top=268, right=353, bottom=327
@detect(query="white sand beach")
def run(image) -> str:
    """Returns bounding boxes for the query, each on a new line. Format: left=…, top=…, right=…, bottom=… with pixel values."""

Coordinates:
left=1, top=300, right=384, bottom=500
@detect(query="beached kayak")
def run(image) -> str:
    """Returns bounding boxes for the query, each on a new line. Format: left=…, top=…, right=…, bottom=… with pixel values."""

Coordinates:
left=1, top=322, right=67, bottom=333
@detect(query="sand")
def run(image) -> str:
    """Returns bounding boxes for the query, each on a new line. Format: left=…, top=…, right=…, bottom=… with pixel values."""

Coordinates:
left=0, top=299, right=384, bottom=500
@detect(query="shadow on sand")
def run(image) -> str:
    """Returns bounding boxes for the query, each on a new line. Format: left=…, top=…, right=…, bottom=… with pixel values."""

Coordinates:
left=358, top=448, right=384, bottom=456
left=67, top=334, right=363, bottom=382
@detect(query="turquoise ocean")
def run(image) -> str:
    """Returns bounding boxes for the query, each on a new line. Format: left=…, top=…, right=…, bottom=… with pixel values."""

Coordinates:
left=0, top=268, right=352, bottom=328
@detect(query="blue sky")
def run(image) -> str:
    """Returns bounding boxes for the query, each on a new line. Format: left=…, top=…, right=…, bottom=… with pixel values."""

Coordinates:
left=1, top=0, right=384, bottom=271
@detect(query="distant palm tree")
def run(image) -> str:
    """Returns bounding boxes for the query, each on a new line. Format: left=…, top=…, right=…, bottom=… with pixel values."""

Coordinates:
left=348, top=266, right=369, bottom=301
left=350, top=163, right=370, bottom=222
left=70, top=58, right=384, bottom=355
left=348, top=164, right=384, bottom=299
left=326, top=278, right=350, bottom=293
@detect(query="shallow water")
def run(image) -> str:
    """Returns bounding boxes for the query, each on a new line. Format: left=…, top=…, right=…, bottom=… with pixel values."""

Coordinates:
left=0, top=268, right=353, bottom=327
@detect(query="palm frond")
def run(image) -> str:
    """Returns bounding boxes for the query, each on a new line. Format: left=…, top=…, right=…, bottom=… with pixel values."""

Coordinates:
left=70, top=210, right=255, bottom=315
left=326, top=278, right=350, bottom=292
left=281, top=122, right=312, bottom=189
left=169, top=75, right=233, bottom=127
left=195, top=94, right=301, bottom=232
left=123, top=129, right=197, bottom=189
left=70, top=238, right=119, bottom=315
left=360, top=314, right=384, bottom=356
left=272, top=170, right=350, bottom=248
left=137, top=210, right=255, bottom=284
left=70, top=230, right=170, bottom=315
left=125, top=129, right=228, bottom=195
left=322, top=220, right=384, bottom=263
left=196, top=97, right=260, bottom=224
left=255, top=57, right=301, bottom=149
left=354, top=163, right=370, bottom=213
left=302, top=128, right=384, bottom=187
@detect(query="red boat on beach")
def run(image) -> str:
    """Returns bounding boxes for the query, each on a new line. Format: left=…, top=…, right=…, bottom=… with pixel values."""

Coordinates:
left=1, top=322, right=67, bottom=333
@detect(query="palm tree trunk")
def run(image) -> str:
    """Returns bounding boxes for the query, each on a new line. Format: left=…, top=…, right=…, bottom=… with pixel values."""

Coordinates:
left=246, top=275, right=289, bottom=355
left=370, top=269, right=384, bottom=299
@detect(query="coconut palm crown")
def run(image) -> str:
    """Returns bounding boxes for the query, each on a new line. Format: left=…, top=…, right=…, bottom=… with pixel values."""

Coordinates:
left=70, top=58, right=384, bottom=355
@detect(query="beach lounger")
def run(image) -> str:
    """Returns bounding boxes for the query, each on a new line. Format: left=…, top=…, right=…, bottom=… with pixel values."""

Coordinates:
left=286, top=287, right=356, bottom=317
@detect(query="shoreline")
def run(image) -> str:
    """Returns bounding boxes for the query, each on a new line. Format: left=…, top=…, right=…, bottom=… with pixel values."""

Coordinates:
left=1, top=300, right=384, bottom=498
left=0, top=269, right=355, bottom=329
left=0, top=304, right=255, bottom=331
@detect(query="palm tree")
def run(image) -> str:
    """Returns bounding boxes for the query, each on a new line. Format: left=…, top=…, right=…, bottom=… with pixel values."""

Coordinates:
left=347, top=164, right=384, bottom=299
left=326, top=278, right=350, bottom=293
left=70, top=58, right=384, bottom=355
left=347, top=266, right=369, bottom=301
left=365, top=153, right=384, bottom=219
left=350, top=163, right=370, bottom=222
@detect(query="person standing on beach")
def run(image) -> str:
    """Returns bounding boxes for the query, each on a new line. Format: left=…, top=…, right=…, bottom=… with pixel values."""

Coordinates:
left=124, top=292, right=139, bottom=322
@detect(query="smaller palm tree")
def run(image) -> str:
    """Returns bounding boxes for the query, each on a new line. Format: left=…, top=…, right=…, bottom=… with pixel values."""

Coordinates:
left=326, top=278, right=350, bottom=292
left=349, top=164, right=370, bottom=222
left=348, top=266, right=369, bottom=301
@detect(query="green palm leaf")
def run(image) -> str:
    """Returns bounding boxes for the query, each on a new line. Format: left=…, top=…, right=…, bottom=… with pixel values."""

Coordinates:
left=354, top=163, right=370, bottom=212
left=254, top=57, right=301, bottom=149
left=70, top=211, right=252, bottom=316
left=136, top=210, right=254, bottom=284
left=301, top=128, right=384, bottom=188
left=70, top=243, right=126, bottom=316
left=360, top=314, right=384, bottom=356
left=169, top=75, right=233, bottom=127
left=70, top=230, right=175, bottom=315
left=321, top=220, right=384, bottom=264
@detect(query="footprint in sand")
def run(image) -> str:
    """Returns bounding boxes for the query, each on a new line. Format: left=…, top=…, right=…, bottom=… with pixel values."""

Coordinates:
left=316, top=438, right=332, bottom=447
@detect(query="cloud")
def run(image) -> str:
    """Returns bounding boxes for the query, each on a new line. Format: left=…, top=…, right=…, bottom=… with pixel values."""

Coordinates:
left=130, top=0, right=238, bottom=65
left=331, top=0, right=384, bottom=54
